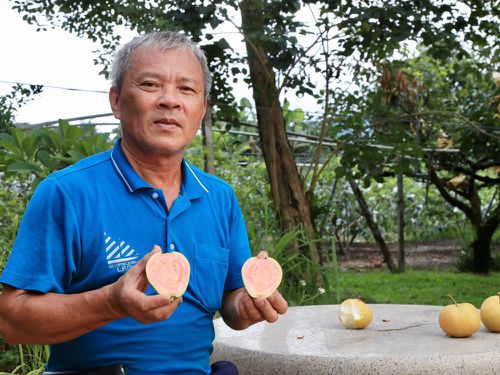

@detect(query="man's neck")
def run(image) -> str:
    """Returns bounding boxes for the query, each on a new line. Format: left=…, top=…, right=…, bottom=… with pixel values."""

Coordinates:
left=120, top=141, right=183, bottom=209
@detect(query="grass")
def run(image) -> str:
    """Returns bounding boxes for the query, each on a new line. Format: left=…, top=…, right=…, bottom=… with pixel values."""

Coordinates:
left=0, top=343, right=48, bottom=375
left=323, top=269, right=500, bottom=308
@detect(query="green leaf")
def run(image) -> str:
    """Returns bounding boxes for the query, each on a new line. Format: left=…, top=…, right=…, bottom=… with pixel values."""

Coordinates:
left=0, top=135, right=22, bottom=156
left=216, top=38, right=231, bottom=50
left=37, top=150, right=57, bottom=169
left=66, top=149, right=86, bottom=162
left=209, top=16, right=220, bottom=29
left=21, top=132, right=40, bottom=160
left=6, top=161, right=41, bottom=173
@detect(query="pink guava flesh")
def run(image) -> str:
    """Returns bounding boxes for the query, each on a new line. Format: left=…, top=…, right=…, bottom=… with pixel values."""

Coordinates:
left=242, top=254, right=282, bottom=298
left=146, top=252, right=190, bottom=300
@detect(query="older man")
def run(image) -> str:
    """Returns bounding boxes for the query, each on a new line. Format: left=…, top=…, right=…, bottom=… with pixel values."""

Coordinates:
left=0, top=31, right=287, bottom=374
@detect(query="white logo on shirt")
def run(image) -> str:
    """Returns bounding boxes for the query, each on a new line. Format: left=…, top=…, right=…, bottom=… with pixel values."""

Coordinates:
left=104, top=232, right=139, bottom=272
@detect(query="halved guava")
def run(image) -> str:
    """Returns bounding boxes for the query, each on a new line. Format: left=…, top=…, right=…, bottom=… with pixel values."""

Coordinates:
left=146, top=251, right=190, bottom=301
left=241, top=251, right=282, bottom=298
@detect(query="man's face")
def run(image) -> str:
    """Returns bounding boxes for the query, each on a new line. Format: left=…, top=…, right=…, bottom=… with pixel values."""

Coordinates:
left=109, top=47, right=207, bottom=157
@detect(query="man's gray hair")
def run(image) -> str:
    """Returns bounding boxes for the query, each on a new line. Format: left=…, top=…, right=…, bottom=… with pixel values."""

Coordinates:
left=110, top=31, right=212, bottom=98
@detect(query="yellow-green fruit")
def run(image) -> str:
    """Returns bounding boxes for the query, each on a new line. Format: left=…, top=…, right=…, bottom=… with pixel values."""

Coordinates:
left=338, top=298, right=373, bottom=329
left=438, top=295, right=480, bottom=338
left=480, top=293, right=500, bottom=333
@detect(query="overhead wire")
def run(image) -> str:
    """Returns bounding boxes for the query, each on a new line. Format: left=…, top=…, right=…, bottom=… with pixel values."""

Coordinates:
left=0, top=80, right=108, bottom=94
left=3, top=80, right=499, bottom=132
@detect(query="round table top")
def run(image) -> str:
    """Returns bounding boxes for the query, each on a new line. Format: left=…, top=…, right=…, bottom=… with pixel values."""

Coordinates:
left=212, top=304, right=500, bottom=375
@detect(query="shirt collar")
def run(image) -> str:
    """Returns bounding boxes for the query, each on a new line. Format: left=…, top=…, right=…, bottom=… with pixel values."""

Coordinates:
left=110, top=139, right=152, bottom=192
left=110, top=139, right=209, bottom=200
left=181, top=160, right=209, bottom=200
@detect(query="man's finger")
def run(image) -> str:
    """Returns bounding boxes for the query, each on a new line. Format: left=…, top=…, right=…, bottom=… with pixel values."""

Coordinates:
left=140, top=297, right=182, bottom=323
left=128, top=289, right=172, bottom=311
left=254, top=297, right=278, bottom=323
left=239, top=294, right=264, bottom=322
left=267, top=291, right=288, bottom=315
left=146, top=294, right=179, bottom=311
left=131, top=245, right=163, bottom=273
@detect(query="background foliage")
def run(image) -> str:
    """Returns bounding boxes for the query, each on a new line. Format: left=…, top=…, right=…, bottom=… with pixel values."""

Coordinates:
left=0, top=0, right=499, bottom=373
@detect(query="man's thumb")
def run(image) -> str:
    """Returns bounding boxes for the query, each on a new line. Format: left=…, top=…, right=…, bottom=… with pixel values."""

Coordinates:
left=137, top=244, right=163, bottom=269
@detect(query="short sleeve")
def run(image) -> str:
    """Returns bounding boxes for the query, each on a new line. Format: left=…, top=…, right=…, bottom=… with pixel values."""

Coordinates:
left=224, top=189, right=251, bottom=291
left=0, top=177, right=80, bottom=293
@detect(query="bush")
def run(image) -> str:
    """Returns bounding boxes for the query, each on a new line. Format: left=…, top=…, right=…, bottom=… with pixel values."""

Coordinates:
left=0, top=177, right=30, bottom=275
left=0, top=344, right=19, bottom=374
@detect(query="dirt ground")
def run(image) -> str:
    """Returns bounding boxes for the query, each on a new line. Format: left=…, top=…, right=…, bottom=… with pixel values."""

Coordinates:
left=336, top=239, right=466, bottom=271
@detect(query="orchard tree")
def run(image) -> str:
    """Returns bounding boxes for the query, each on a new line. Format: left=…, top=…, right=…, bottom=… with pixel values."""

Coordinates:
left=389, top=57, right=499, bottom=274
left=336, top=52, right=500, bottom=273
left=11, top=0, right=499, bottom=260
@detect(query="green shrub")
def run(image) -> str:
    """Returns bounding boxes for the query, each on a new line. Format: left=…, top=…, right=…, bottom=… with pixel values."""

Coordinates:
left=0, top=177, right=29, bottom=275
left=0, top=344, right=18, bottom=374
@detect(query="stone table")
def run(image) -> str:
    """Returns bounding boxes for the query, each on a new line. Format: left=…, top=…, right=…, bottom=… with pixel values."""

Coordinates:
left=211, top=304, right=500, bottom=374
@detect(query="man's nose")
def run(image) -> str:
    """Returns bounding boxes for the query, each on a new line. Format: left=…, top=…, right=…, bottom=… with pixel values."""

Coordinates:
left=157, top=87, right=181, bottom=109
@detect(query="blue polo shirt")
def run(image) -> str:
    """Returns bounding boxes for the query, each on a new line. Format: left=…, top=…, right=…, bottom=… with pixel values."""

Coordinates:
left=0, top=139, right=251, bottom=374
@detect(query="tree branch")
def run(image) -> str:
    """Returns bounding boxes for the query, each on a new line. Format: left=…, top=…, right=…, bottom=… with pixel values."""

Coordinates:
left=433, top=160, right=500, bottom=185
left=225, top=10, right=276, bottom=86
left=278, top=30, right=327, bottom=94
left=315, top=149, right=338, bottom=178
left=308, top=44, right=333, bottom=193
left=388, top=111, right=500, bottom=141
left=484, top=203, right=500, bottom=236
left=429, top=165, right=474, bottom=220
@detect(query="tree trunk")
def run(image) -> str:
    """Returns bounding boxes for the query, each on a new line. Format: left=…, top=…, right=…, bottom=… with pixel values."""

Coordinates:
left=471, top=225, right=492, bottom=274
left=348, top=178, right=397, bottom=272
left=202, top=104, right=215, bottom=175
left=471, top=206, right=499, bottom=274
left=469, top=181, right=491, bottom=274
left=397, top=172, right=405, bottom=272
left=240, top=0, right=317, bottom=251
left=429, top=167, right=499, bottom=273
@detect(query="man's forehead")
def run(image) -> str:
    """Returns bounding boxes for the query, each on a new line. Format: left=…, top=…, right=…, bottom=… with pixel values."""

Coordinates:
left=119, top=47, right=204, bottom=92
left=130, top=45, right=196, bottom=60
left=128, top=46, right=201, bottom=71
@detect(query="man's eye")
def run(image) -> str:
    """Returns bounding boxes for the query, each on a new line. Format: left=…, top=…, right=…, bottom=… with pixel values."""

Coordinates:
left=180, top=86, right=195, bottom=92
left=141, top=81, right=158, bottom=88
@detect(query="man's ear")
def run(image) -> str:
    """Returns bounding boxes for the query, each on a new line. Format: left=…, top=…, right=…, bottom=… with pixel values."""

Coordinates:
left=202, top=97, right=208, bottom=119
left=109, top=87, right=121, bottom=120
left=198, top=98, right=208, bottom=130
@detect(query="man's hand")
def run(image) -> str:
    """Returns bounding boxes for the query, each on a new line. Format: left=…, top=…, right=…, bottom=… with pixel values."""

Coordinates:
left=107, top=245, right=181, bottom=324
left=221, top=288, right=288, bottom=330
left=236, top=290, right=288, bottom=324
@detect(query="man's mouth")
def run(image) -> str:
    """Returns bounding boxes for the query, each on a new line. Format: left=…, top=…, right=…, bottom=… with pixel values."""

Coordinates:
left=153, top=118, right=181, bottom=127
